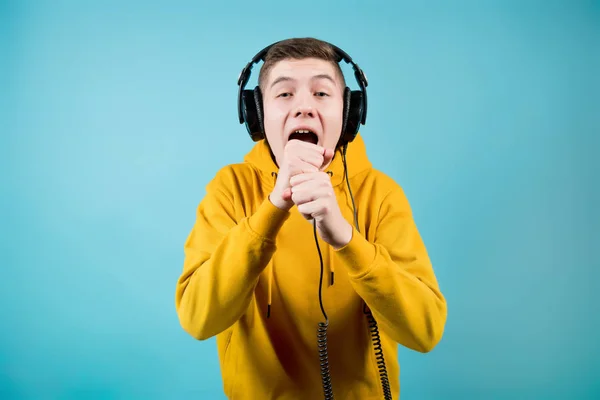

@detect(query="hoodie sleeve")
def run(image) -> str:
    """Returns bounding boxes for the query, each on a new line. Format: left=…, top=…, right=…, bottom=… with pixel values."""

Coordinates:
left=175, top=167, right=290, bottom=340
left=332, top=184, right=447, bottom=353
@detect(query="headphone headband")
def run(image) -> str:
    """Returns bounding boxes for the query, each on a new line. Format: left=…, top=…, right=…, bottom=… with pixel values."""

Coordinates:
left=237, top=40, right=368, bottom=126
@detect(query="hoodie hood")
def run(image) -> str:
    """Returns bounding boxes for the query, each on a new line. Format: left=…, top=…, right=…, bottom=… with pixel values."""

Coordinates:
left=243, top=133, right=373, bottom=188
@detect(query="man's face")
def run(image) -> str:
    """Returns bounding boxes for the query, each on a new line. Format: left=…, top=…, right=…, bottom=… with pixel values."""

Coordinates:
left=262, top=57, right=345, bottom=168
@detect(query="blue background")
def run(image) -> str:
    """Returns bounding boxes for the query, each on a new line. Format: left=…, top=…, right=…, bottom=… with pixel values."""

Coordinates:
left=1, top=0, right=598, bottom=398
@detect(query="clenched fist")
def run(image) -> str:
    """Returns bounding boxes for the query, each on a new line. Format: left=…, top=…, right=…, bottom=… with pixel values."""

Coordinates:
left=269, top=140, right=334, bottom=211
left=284, top=171, right=352, bottom=249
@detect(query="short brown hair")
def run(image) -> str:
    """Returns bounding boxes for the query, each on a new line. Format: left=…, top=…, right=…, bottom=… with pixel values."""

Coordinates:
left=258, top=37, right=346, bottom=91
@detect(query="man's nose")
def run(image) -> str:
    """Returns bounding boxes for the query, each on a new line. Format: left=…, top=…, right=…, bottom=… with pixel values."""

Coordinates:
left=294, top=105, right=315, bottom=118
left=293, top=94, right=316, bottom=117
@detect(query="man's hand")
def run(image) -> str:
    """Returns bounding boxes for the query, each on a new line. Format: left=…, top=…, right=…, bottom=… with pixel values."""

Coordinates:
left=283, top=171, right=353, bottom=250
left=269, top=140, right=334, bottom=211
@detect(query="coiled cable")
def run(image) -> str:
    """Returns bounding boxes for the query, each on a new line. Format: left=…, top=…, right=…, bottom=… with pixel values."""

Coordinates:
left=363, top=304, right=392, bottom=399
left=314, top=220, right=334, bottom=399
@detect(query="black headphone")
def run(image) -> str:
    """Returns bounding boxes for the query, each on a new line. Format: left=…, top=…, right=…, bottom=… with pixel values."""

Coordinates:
left=237, top=39, right=369, bottom=146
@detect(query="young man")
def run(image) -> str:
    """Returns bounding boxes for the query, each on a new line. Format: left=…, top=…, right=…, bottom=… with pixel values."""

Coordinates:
left=175, top=38, right=447, bottom=399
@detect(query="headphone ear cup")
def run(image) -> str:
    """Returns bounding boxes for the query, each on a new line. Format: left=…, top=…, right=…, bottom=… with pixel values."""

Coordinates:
left=341, top=89, right=363, bottom=144
left=241, top=88, right=264, bottom=141
left=253, top=87, right=265, bottom=138
left=340, top=87, right=351, bottom=146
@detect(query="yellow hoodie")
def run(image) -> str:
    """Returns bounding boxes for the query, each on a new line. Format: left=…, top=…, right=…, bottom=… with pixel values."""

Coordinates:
left=175, top=133, right=447, bottom=399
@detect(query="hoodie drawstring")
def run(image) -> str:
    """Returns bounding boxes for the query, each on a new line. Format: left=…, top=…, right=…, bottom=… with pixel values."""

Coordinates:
left=328, top=245, right=335, bottom=286
left=267, top=262, right=273, bottom=318
left=326, top=170, right=335, bottom=286
left=266, top=172, right=277, bottom=318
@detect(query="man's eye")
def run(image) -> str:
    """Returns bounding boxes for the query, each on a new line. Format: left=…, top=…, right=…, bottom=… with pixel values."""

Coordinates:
left=278, top=93, right=292, bottom=98
left=315, top=92, right=329, bottom=97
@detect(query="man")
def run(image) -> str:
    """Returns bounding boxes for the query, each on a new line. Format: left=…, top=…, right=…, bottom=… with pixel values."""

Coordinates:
left=175, top=37, right=447, bottom=399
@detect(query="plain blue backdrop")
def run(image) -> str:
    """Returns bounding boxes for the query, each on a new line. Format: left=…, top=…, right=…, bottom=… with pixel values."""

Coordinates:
left=1, top=0, right=598, bottom=398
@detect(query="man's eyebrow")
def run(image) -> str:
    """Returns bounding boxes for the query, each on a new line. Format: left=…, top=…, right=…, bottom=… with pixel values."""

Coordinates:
left=270, top=74, right=337, bottom=89
left=311, top=74, right=336, bottom=85
left=270, top=76, right=294, bottom=88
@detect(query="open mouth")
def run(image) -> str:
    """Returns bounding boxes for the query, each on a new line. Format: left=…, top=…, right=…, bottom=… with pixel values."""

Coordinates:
left=288, top=129, right=318, bottom=145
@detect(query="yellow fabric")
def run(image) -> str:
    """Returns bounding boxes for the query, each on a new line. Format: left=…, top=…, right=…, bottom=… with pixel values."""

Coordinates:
left=175, top=133, right=447, bottom=399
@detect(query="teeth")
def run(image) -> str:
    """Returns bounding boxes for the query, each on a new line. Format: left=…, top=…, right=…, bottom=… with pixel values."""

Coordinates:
left=294, top=129, right=312, bottom=134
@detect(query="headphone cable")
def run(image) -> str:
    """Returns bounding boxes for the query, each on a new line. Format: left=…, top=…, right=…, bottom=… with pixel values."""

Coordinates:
left=314, top=144, right=392, bottom=400
left=342, top=144, right=393, bottom=400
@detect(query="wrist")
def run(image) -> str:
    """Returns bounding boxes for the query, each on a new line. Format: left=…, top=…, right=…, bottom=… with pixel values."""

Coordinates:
left=250, top=197, right=291, bottom=241
left=330, top=218, right=353, bottom=250
left=269, top=191, right=293, bottom=211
